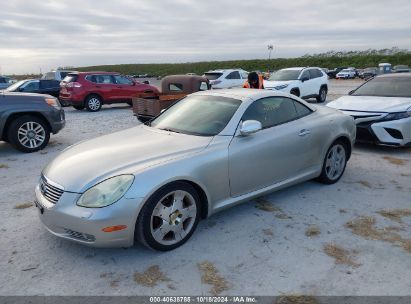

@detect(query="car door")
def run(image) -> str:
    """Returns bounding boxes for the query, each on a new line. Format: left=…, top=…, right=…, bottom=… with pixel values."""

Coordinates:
left=225, top=71, right=242, bottom=88
left=299, top=70, right=312, bottom=97
left=92, top=74, right=117, bottom=103
left=308, top=69, right=323, bottom=96
left=228, top=96, right=314, bottom=197
left=112, top=75, right=135, bottom=102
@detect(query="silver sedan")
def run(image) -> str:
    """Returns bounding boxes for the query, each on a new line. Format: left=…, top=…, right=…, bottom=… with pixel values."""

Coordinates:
left=34, top=89, right=356, bottom=251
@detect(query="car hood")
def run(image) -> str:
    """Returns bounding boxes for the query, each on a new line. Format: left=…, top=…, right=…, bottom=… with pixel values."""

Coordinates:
left=263, top=80, right=295, bottom=88
left=327, top=95, right=411, bottom=113
left=43, top=126, right=212, bottom=192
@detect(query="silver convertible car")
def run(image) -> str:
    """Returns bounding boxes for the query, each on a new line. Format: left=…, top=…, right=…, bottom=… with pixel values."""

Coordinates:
left=35, top=89, right=355, bottom=251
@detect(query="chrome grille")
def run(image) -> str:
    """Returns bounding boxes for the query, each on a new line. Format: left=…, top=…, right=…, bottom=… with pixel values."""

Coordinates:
left=39, top=176, right=64, bottom=204
left=64, top=229, right=95, bottom=242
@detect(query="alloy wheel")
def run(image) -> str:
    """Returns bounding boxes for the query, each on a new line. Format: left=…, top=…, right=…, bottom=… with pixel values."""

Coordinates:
left=325, top=144, right=346, bottom=181
left=150, top=190, right=197, bottom=246
left=17, top=122, right=46, bottom=149
left=88, top=98, right=101, bottom=111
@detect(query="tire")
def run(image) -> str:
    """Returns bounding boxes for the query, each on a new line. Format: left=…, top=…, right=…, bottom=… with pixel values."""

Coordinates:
left=317, top=140, right=348, bottom=184
left=73, top=105, right=85, bottom=110
left=316, top=87, right=327, bottom=103
left=290, top=89, right=300, bottom=97
left=135, top=181, right=201, bottom=251
left=7, top=115, right=50, bottom=153
left=85, top=95, right=102, bottom=112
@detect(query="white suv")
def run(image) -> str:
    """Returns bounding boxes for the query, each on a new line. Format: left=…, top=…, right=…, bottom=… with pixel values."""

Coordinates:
left=204, top=69, right=248, bottom=89
left=264, top=67, right=329, bottom=102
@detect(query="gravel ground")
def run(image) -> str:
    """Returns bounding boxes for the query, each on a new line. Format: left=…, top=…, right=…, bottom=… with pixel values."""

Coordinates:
left=0, top=79, right=410, bottom=296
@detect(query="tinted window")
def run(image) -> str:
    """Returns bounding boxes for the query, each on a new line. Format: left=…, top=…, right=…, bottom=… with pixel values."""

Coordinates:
left=300, top=70, right=310, bottom=80
left=22, top=81, right=39, bottom=91
left=269, top=69, right=301, bottom=81
left=352, top=77, right=411, bottom=97
left=204, top=73, right=223, bottom=80
left=309, top=69, right=323, bottom=79
left=113, top=75, right=133, bottom=85
left=243, top=97, right=304, bottom=129
left=63, top=74, right=78, bottom=83
left=0, top=78, right=6, bottom=84
left=40, top=80, right=60, bottom=89
left=151, top=95, right=241, bottom=136
left=226, top=71, right=241, bottom=79
left=169, top=83, right=183, bottom=92
left=59, top=72, right=70, bottom=79
left=294, top=101, right=312, bottom=117
left=94, top=75, right=113, bottom=84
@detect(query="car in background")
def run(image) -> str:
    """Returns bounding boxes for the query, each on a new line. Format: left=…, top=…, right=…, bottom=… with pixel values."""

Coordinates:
left=264, top=67, right=329, bottom=102
left=0, top=92, right=65, bottom=152
left=327, top=67, right=347, bottom=79
left=5, top=79, right=61, bottom=99
left=393, top=65, right=411, bottom=73
left=327, top=73, right=411, bottom=146
left=204, top=69, right=248, bottom=89
left=336, top=69, right=356, bottom=79
left=359, top=67, right=378, bottom=80
left=42, top=70, right=76, bottom=81
left=0, top=76, right=12, bottom=90
left=35, top=89, right=355, bottom=250
left=59, top=72, right=160, bottom=112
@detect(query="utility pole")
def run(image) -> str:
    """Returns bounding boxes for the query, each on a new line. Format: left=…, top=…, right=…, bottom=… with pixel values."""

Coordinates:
left=267, top=44, right=274, bottom=60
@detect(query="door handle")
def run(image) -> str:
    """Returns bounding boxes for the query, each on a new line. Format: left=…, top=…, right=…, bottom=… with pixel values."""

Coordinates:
left=299, top=129, right=311, bottom=136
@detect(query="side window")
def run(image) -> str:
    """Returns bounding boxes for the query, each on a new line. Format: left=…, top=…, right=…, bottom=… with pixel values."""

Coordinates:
left=169, top=83, right=184, bottom=92
left=241, top=72, right=249, bottom=79
left=0, top=78, right=5, bottom=84
left=300, top=70, right=310, bottom=80
left=85, top=75, right=97, bottom=83
left=242, top=97, right=300, bottom=129
left=22, top=81, right=40, bottom=91
left=95, top=75, right=113, bottom=84
left=114, top=75, right=133, bottom=85
left=199, top=82, right=209, bottom=91
left=294, top=100, right=312, bottom=117
left=309, top=69, right=323, bottom=79
left=226, top=71, right=241, bottom=79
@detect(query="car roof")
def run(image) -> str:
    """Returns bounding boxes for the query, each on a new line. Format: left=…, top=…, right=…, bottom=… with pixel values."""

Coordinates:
left=73, top=71, right=120, bottom=75
left=205, top=69, right=246, bottom=73
left=377, top=73, right=411, bottom=78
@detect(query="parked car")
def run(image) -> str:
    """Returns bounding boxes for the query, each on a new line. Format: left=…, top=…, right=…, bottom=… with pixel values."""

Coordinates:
left=204, top=69, right=248, bottom=89
left=327, top=67, right=347, bottom=79
left=34, top=89, right=355, bottom=250
left=132, top=75, right=210, bottom=121
left=59, top=72, right=160, bottom=112
left=42, top=70, right=76, bottom=81
left=264, top=67, right=329, bottom=102
left=0, top=76, right=12, bottom=90
left=327, top=73, right=411, bottom=146
left=393, top=65, right=411, bottom=73
left=359, top=67, right=378, bottom=80
left=336, top=69, right=356, bottom=79
left=0, top=92, right=65, bottom=152
left=5, top=79, right=61, bottom=99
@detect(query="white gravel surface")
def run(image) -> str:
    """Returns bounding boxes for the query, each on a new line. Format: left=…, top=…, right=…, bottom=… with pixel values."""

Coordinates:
left=0, top=80, right=410, bottom=296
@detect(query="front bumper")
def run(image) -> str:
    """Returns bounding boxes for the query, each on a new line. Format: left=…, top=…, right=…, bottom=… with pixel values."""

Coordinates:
left=356, top=117, right=411, bottom=146
left=34, top=184, right=144, bottom=248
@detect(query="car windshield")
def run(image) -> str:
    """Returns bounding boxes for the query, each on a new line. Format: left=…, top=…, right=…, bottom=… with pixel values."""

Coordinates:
left=204, top=73, right=223, bottom=80
left=269, top=70, right=301, bottom=81
left=150, top=95, right=242, bottom=136
left=5, top=80, right=26, bottom=91
left=352, top=77, right=411, bottom=97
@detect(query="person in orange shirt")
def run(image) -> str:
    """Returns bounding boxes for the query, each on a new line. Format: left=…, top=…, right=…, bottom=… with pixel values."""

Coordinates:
left=243, top=71, right=264, bottom=89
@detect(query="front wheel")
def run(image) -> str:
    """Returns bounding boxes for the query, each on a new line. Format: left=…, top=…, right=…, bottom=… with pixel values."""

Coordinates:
left=135, top=182, right=200, bottom=251
left=7, top=115, right=50, bottom=153
left=317, top=140, right=347, bottom=184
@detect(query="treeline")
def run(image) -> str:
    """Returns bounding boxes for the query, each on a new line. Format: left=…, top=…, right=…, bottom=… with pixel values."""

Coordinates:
left=75, top=53, right=411, bottom=76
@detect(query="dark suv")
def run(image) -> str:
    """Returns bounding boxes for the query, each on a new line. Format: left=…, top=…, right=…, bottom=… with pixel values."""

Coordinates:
left=60, top=72, right=160, bottom=112
left=0, top=92, right=65, bottom=152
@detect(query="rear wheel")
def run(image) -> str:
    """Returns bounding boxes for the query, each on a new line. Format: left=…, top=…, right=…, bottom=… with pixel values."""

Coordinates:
left=316, top=87, right=327, bottom=103
left=7, top=115, right=50, bottom=153
left=85, top=95, right=102, bottom=112
left=135, top=182, right=200, bottom=251
left=317, top=140, right=348, bottom=184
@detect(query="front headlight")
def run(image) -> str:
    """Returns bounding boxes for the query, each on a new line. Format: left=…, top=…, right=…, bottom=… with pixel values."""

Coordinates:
left=45, top=97, right=61, bottom=108
left=77, top=175, right=134, bottom=208
left=274, top=84, right=289, bottom=90
left=381, top=108, right=411, bottom=121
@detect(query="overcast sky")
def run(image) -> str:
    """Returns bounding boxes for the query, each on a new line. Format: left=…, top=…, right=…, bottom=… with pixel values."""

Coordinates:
left=0, top=0, right=411, bottom=74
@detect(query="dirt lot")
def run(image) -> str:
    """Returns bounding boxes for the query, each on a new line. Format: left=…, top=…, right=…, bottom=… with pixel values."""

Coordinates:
left=0, top=79, right=411, bottom=296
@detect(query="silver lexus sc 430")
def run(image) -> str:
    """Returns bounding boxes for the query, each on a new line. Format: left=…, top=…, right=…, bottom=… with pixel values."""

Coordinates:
left=35, top=89, right=355, bottom=251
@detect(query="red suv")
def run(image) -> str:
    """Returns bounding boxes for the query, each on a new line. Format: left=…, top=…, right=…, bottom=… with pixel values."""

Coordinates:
left=59, top=72, right=159, bottom=112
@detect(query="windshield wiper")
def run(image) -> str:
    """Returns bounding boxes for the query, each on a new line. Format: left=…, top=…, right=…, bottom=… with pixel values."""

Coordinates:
left=159, top=128, right=181, bottom=134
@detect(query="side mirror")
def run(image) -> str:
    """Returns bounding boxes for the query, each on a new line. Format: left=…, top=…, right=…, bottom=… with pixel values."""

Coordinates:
left=240, top=120, right=262, bottom=136
left=300, top=77, right=309, bottom=82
